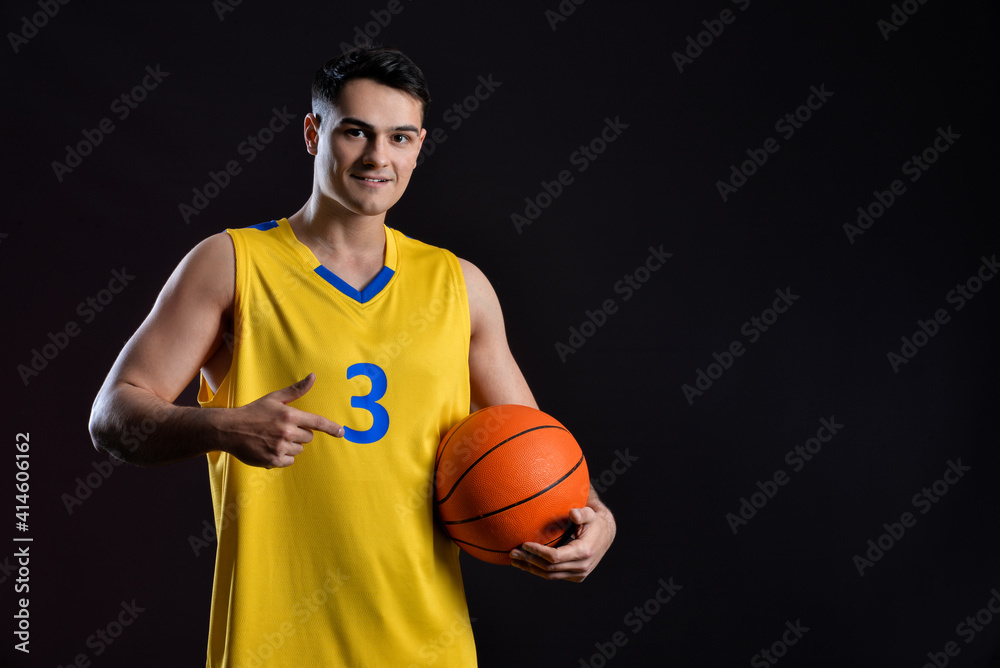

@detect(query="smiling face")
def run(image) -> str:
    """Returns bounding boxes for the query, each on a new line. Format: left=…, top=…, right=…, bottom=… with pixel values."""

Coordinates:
left=305, top=77, right=426, bottom=220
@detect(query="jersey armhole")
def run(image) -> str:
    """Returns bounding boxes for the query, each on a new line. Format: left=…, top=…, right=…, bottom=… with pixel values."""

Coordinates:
left=199, top=230, right=242, bottom=407
left=445, top=249, right=473, bottom=355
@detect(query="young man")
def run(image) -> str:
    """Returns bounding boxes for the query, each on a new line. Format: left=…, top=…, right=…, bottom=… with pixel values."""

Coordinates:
left=89, top=47, right=615, bottom=666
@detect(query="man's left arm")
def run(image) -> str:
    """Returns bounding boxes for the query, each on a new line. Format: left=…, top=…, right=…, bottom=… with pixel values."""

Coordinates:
left=460, top=258, right=616, bottom=582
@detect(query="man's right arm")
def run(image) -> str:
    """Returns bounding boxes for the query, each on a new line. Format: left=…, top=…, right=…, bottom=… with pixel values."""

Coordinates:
left=89, top=233, right=343, bottom=468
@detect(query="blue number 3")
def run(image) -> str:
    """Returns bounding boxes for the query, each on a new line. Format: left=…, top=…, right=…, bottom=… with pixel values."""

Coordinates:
left=343, top=363, right=389, bottom=444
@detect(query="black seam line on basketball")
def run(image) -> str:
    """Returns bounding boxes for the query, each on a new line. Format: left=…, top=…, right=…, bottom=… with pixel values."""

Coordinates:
left=451, top=531, right=567, bottom=555
left=435, top=411, right=481, bottom=470
left=443, top=454, right=584, bottom=525
left=435, top=425, right=568, bottom=507
left=544, top=533, right=564, bottom=547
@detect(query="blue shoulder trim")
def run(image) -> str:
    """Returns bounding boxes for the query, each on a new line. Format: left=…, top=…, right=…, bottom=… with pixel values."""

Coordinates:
left=245, top=220, right=279, bottom=231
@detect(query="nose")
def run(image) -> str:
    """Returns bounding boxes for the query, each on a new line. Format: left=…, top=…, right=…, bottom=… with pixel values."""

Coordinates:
left=362, top=135, right=390, bottom=169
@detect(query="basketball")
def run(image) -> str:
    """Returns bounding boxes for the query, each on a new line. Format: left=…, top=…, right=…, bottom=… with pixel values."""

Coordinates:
left=434, top=404, right=590, bottom=565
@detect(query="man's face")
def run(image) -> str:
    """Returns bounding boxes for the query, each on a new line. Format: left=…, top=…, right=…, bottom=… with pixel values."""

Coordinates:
left=306, top=78, right=426, bottom=218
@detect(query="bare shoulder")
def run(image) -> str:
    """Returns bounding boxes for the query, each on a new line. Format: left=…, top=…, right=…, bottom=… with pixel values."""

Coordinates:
left=160, top=232, right=235, bottom=308
left=457, top=257, right=489, bottom=291
left=193, top=231, right=235, bottom=258
left=180, top=231, right=235, bottom=281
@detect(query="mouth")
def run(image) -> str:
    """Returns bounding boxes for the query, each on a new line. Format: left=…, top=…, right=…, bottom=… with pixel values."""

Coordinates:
left=351, top=174, right=392, bottom=185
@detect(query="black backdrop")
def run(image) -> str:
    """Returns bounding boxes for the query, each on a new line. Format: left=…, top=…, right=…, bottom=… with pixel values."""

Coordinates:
left=3, top=0, right=999, bottom=666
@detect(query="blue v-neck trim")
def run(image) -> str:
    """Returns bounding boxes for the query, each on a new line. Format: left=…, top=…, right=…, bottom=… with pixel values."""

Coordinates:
left=243, top=219, right=395, bottom=304
left=314, top=264, right=395, bottom=304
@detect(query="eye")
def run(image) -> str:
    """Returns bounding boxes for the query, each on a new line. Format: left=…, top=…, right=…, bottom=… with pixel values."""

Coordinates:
left=392, top=134, right=410, bottom=144
left=345, top=128, right=365, bottom=138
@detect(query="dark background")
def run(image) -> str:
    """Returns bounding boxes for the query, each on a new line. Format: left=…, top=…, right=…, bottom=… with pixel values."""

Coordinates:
left=3, top=0, right=999, bottom=666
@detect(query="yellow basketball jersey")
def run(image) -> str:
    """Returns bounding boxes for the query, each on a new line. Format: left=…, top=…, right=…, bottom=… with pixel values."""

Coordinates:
left=198, top=218, right=476, bottom=667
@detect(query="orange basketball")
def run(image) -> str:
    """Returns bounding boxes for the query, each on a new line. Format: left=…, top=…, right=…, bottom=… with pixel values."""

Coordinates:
left=434, top=404, right=590, bottom=565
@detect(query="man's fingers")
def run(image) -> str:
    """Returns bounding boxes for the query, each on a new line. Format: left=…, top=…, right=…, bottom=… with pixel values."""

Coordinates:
left=269, top=372, right=317, bottom=404
left=284, top=428, right=314, bottom=447
left=510, top=533, right=596, bottom=581
left=268, top=375, right=345, bottom=438
left=510, top=546, right=590, bottom=582
left=509, top=503, right=613, bottom=582
left=237, top=374, right=345, bottom=470
left=508, top=511, right=593, bottom=567
left=282, top=419, right=341, bottom=446
left=511, top=558, right=586, bottom=581
left=516, top=542, right=559, bottom=563
left=516, top=540, right=589, bottom=565
left=270, top=453, right=297, bottom=469
left=273, top=414, right=342, bottom=462
left=298, top=411, right=346, bottom=438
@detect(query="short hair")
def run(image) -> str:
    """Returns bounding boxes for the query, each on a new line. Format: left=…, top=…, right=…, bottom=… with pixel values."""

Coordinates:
left=311, top=46, right=431, bottom=126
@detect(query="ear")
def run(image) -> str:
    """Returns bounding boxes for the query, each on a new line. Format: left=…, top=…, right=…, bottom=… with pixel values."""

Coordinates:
left=414, top=127, right=427, bottom=167
left=304, top=113, right=321, bottom=155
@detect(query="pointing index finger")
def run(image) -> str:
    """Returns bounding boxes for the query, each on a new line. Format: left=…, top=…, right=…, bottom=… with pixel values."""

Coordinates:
left=299, top=411, right=345, bottom=439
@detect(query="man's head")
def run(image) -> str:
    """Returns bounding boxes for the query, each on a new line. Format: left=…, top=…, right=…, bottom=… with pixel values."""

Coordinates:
left=304, top=47, right=430, bottom=219
left=312, top=46, right=431, bottom=127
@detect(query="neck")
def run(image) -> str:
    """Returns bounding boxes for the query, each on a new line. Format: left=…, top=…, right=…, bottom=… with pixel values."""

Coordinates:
left=287, top=193, right=387, bottom=258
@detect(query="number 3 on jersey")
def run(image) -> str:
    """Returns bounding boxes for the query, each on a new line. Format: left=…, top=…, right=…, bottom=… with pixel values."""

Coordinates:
left=343, top=363, right=389, bottom=444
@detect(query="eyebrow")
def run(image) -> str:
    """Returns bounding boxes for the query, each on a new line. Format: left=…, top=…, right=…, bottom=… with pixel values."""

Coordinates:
left=338, top=117, right=420, bottom=133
